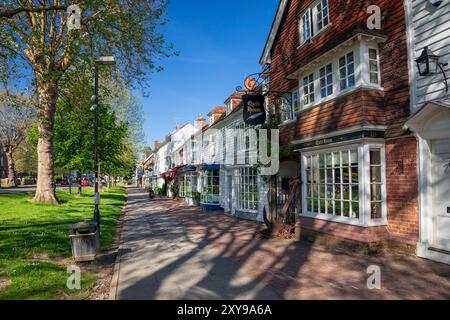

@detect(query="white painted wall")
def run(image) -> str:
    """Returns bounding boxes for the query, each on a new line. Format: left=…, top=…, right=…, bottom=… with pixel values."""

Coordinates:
left=406, top=0, right=450, bottom=111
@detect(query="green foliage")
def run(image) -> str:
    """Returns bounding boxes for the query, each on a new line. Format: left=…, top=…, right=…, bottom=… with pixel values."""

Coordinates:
left=53, top=68, right=137, bottom=179
left=0, top=187, right=125, bottom=299
left=192, top=191, right=201, bottom=203
left=170, top=183, right=179, bottom=199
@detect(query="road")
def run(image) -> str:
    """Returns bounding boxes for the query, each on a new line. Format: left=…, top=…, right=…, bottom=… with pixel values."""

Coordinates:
left=0, top=186, right=70, bottom=195
left=111, top=187, right=450, bottom=300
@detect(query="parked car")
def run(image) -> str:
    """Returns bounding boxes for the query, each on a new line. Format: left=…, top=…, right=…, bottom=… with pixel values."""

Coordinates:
left=81, top=179, right=91, bottom=187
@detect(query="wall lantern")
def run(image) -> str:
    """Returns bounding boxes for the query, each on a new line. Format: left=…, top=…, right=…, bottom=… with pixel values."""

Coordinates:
left=416, top=46, right=448, bottom=92
left=429, top=0, right=443, bottom=7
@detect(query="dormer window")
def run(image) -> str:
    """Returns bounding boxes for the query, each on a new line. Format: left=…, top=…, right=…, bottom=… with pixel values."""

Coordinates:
left=226, top=101, right=232, bottom=114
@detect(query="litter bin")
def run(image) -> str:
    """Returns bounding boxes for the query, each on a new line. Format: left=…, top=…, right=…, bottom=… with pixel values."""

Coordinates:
left=69, top=222, right=98, bottom=262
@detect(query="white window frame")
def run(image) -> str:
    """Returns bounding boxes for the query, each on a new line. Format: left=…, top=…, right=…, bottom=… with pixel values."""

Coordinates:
left=200, top=169, right=220, bottom=205
left=313, top=0, right=330, bottom=35
left=300, top=9, right=312, bottom=45
left=319, top=63, right=333, bottom=99
left=368, top=47, right=381, bottom=85
left=292, top=88, right=300, bottom=114
left=235, top=167, right=259, bottom=213
left=281, top=93, right=295, bottom=123
left=339, top=51, right=356, bottom=91
left=303, top=73, right=315, bottom=108
left=297, top=42, right=383, bottom=111
left=301, top=142, right=387, bottom=227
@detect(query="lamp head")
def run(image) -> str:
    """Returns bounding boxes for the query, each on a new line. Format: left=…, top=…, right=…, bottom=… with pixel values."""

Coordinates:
left=95, top=56, right=116, bottom=66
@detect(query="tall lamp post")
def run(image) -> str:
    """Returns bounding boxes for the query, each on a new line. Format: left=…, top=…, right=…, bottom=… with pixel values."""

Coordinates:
left=92, top=56, right=116, bottom=239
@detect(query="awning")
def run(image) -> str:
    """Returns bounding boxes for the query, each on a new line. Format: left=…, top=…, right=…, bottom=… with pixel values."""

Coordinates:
left=161, top=165, right=186, bottom=182
left=178, top=165, right=198, bottom=174
left=200, top=164, right=220, bottom=171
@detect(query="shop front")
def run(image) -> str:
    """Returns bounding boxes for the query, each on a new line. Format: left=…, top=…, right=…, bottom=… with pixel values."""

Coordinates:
left=294, top=129, right=391, bottom=244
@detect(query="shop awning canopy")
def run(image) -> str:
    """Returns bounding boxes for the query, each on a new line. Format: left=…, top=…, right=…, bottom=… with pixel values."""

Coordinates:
left=178, top=165, right=198, bottom=174
left=161, top=165, right=186, bottom=182
left=200, top=164, right=220, bottom=171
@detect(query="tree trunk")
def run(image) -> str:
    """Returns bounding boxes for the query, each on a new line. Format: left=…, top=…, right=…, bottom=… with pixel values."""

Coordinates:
left=107, top=175, right=111, bottom=191
left=33, top=80, right=59, bottom=204
left=5, top=149, right=16, bottom=187
left=98, top=165, right=103, bottom=192
left=77, top=171, right=83, bottom=196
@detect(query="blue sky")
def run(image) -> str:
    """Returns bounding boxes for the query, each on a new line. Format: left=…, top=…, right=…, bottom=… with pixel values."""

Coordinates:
left=141, top=0, right=278, bottom=148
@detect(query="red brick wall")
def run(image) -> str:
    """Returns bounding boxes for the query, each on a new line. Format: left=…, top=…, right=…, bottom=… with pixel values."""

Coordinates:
left=279, top=89, right=385, bottom=145
left=269, top=0, right=410, bottom=146
left=385, top=136, right=419, bottom=244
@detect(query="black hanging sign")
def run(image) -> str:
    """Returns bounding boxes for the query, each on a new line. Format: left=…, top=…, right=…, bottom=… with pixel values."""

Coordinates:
left=243, top=94, right=266, bottom=126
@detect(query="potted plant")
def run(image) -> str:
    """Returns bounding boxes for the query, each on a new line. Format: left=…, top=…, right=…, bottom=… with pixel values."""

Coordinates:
left=170, top=184, right=179, bottom=200
left=192, top=191, right=201, bottom=206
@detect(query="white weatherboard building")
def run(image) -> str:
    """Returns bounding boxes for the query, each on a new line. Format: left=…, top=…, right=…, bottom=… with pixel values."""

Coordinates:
left=404, top=0, right=450, bottom=264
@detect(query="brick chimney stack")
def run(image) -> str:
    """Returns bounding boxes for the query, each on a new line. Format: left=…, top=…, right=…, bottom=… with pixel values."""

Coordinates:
left=154, top=140, right=161, bottom=150
left=195, top=114, right=207, bottom=130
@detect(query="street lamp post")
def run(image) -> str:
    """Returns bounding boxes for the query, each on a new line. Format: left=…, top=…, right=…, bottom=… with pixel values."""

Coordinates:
left=92, top=56, right=116, bottom=242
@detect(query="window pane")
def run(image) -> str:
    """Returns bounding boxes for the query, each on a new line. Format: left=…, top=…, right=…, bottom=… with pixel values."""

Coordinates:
left=369, top=49, right=377, bottom=59
left=370, top=73, right=379, bottom=84
left=351, top=167, right=359, bottom=183
left=370, top=150, right=381, bottom=165
left=371, top=202, right=382, bottom=219
left=352, top=202, right=360, bottom=218
left=352, top=185, right=359, bottom=201
left=371, top=184, right=382, bottom=201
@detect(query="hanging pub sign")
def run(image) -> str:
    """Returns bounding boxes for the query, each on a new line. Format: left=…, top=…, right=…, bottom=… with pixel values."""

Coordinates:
left=243, top=94, right=266, bottom=126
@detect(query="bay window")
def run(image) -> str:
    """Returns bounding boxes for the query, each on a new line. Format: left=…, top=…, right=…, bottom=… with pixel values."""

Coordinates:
left=235, top=167, right=258, bottom=212
left=302, top=144, right=386, bottom=226
left=298, top=42, right=384, bottom=111
left=200, top=170, right=220, bottom=205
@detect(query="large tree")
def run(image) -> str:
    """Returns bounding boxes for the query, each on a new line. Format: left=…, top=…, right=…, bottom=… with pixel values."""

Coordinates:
left=0, top=0, right=173, bottom=203
left=0, top=89, right=35, bottom=186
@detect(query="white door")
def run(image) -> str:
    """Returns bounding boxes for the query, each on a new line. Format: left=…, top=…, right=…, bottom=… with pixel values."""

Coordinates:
left=432, top=140, right=450, bottom=250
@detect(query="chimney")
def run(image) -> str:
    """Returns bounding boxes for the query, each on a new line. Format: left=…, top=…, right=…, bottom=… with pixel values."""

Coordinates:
left=208, top=107, right=226, bottom=124
left=195, top=114, right=207, bottom=130
left=154, top=140, right=161, bottom=150
left=175, top=124, right=181, bottom=131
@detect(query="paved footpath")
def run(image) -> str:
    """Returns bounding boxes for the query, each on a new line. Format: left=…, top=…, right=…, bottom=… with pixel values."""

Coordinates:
left=111, top=187, right=450, bottom=300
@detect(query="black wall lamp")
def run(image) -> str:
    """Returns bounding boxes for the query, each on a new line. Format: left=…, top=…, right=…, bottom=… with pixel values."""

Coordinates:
left=416, top=46, right=448, bottom=92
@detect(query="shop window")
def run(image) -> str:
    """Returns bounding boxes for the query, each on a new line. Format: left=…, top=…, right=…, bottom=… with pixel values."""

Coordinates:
left=201, top=170, right=220, bottom=204
left=303, top=145, right=386, bottom=226
left=235, top=167, right=258, bottom=212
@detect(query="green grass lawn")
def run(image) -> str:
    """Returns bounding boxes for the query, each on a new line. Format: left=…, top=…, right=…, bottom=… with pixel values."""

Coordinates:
left=0, top=187, right=126, bottom=300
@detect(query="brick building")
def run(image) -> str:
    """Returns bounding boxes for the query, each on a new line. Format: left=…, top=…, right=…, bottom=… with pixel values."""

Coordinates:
left=260, top=0, right=420, bottom=250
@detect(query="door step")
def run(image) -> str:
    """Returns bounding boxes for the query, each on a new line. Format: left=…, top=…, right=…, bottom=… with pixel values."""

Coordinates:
left=429, top=247, right=450, bottom=255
